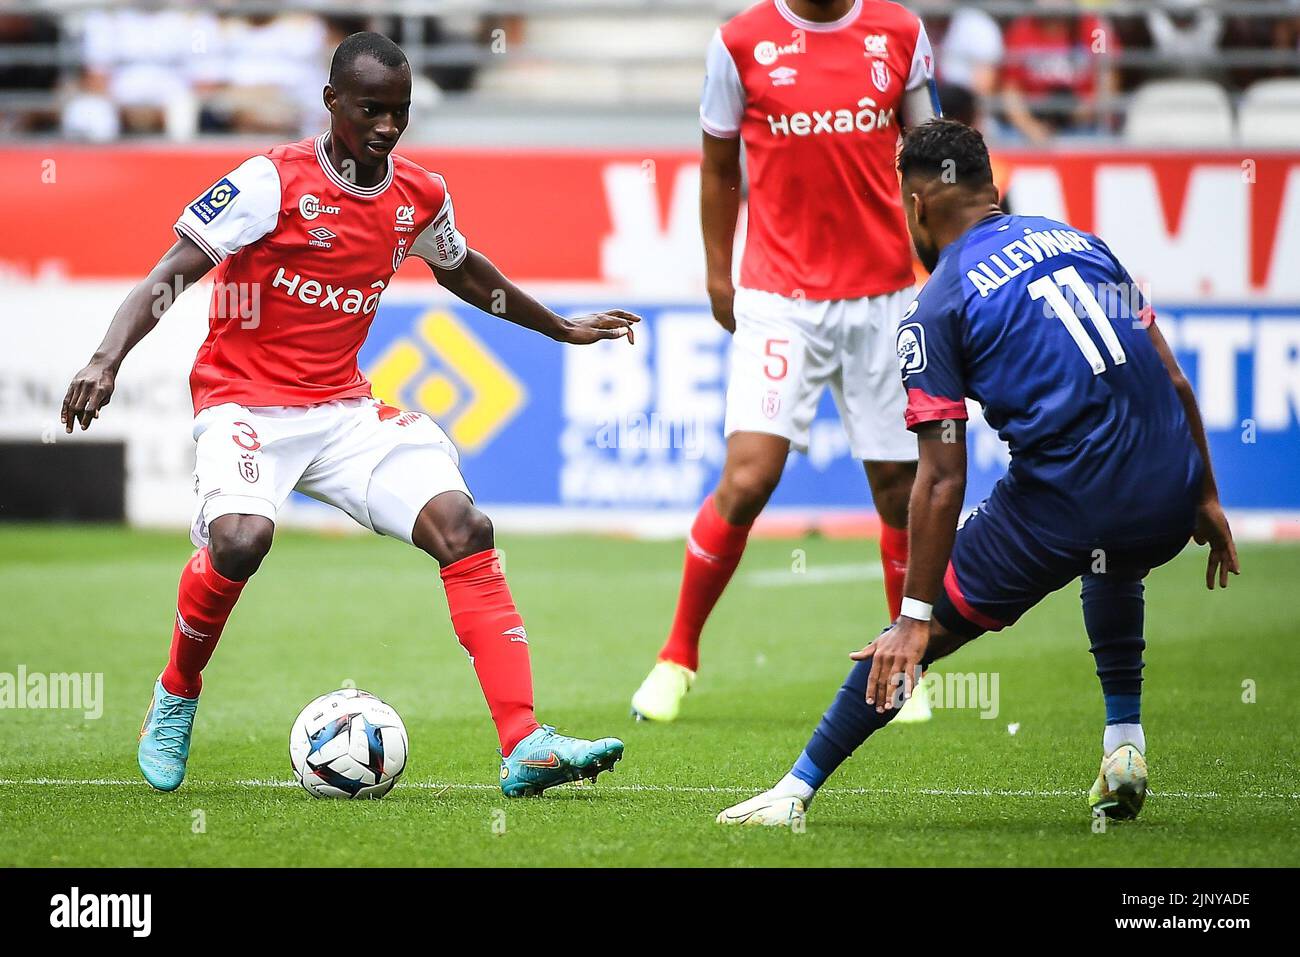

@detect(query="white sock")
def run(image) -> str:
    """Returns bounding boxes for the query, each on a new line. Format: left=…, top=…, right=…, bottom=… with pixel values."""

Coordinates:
left=1103, top=723, right=1145, bottom=755
left=772, top=772, right=816, bottom=804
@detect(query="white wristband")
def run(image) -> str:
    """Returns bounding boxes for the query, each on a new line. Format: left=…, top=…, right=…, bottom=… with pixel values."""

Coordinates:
left=900, top=597, right=933, bottom=622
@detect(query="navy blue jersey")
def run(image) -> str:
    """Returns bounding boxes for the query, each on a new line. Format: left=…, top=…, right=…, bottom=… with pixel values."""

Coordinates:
left=898, top=213, right=1202, bottom=545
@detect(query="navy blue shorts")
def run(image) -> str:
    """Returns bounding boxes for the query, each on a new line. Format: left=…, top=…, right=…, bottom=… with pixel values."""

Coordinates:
left=936, top=485, right=1194, bottom=638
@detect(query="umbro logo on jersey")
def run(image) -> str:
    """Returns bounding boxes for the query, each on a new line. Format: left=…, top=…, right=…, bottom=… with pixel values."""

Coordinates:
left=307, top=226, right=336, bottom=249
left=298, top=194, right=340, bottom=221
left=769, top=66, right=798, bottom=87
left=503, top=626, right=529, bottom=644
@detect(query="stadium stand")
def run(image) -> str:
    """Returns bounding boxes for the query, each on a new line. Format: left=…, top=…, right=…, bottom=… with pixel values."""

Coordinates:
left=2, top=2, right=1299, bottom=144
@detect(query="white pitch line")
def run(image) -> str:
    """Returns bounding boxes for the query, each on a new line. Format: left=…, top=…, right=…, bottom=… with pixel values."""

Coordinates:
left=745, top=563, right=884, bottom=587
left=1, top=778, right=1297, bottom=801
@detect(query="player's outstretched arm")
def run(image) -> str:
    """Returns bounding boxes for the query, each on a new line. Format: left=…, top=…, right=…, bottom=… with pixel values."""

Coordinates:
left=428, top=250, right=639, bottom=345
left=700, top=132, right=741, bottom=334
left=855, top=420, right=967, bottom=712
left=1146, top=320, right=1241, bottom=589
left=61, top=236, right=215, bottom=433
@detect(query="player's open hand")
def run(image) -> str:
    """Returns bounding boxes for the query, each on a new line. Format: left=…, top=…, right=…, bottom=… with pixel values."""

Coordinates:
left=854, top=618, right=928, bottom=714
left=560, top=310, right=641, bottom=346
left=1193, top=496, right=1240, bottom=590
left=60, top=360, right=116, bottom=433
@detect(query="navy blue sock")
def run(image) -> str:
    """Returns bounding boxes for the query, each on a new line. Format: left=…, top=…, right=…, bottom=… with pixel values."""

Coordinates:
left=792, top=654, right=922, bottom=789
left=1081, top=573, right=1145, bottom=725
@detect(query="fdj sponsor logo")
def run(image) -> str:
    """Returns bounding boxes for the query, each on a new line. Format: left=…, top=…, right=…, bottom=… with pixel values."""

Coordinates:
left=298, top=193, right=340, bottom=221
left=271, top=267, right=385, bottom=315
left=50, top=887, right=151, bottom=937
left=767, top=96, right=894, bottom=136
left=188, top=177, right=239, bottom=224
left=367, top=309, right=525, bottom=452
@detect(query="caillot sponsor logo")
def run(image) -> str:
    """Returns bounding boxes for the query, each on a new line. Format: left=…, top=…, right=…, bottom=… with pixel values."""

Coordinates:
left=271, top=267, right=386, bottom=315
left=298, top=193, right=341, bottom=221
left=767, top=95, right=895, bottom=136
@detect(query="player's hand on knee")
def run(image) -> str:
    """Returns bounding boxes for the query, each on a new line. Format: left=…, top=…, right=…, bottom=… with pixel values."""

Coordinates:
left=857, top=619, right=927, bottom=713
left=1193, top=497, right=1240, bottom=590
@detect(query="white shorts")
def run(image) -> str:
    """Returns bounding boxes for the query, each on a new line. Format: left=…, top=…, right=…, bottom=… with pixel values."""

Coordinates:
left=725, top=286, right=918, bottom=462
left=189, top=398, right=470, bottom=548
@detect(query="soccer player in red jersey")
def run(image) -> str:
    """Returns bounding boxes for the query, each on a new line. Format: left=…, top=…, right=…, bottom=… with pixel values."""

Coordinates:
left=60, top=33, right=637, bottom=797
left=631, top=0, right=941, bottom=722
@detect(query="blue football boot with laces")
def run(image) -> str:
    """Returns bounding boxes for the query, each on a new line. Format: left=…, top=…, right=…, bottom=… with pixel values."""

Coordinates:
left=499, top=725, right=624, bottom=797
left=137, top=678, right=198, bottom=792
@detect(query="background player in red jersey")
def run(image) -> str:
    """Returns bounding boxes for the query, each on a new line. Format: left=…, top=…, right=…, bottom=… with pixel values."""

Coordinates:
left=631, top=0, right=942, bottom=723
left=60, top=32, right=638, bottom=798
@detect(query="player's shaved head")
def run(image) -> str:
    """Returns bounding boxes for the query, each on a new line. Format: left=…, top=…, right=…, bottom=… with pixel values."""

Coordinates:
left=329, top=32, right=409, bottom=89
left=322, top=32, right=412, bottom=181
left=897, top=119, right=1001, bottom=272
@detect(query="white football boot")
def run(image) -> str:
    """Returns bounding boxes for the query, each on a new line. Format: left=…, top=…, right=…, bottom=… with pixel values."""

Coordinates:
left=630, top=661, right=695, bottom=722
left=891, top=672, right=933, bottom=724
left=1088, top=743, right=1148, bottom=820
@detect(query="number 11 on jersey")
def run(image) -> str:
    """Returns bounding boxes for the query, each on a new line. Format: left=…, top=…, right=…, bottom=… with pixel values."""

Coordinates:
left=1027, top=265, right=1128, bottom=375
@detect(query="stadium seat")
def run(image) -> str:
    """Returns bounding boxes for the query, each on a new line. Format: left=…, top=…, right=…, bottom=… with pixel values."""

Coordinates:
left=1124, top=79, right=1234, bottom=146
left=1238, top=78, right=1300, bottom=147
left=475, top=14, right=715, bottom=103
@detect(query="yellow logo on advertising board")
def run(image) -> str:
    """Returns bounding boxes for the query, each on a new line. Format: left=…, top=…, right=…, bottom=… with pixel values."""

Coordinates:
left=367, top=309, right=526, bottom=452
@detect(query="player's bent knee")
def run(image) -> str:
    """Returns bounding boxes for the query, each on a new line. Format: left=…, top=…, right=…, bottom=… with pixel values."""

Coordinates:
left=208, top=514, right=274, bottom=581
left=718, top=463, right=782, bottom=517
left=866, top=460, right=917, bottom=527
left=412, top=494, right=494, bottom=566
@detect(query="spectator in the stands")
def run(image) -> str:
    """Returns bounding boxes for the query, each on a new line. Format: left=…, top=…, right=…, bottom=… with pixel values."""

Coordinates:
left=938, top=5, right=1004, bottom=131
left=0, top=14, right=60, bottom=133
left=206, top=13, right=328, bottom=136
left=68, top=5, right=222, bottom=139
left=1146, top=0, right=1224, bottom=78
left=1000, top=0, right=1120, bottom=144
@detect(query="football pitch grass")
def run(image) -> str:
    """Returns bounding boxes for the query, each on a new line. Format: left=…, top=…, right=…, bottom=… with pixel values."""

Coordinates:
left=1, top=525, right=1296, bottom=868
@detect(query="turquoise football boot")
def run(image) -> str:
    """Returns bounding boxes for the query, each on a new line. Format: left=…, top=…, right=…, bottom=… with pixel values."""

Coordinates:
left=137, top=678, right=198, bottom=792
left=500, top=725, right=625, bottom=798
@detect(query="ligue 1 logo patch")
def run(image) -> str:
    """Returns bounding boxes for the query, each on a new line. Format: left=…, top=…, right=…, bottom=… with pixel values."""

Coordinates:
left=189, top=178, right=239, bottom=224
left=897, top=322, right=927, bottom=378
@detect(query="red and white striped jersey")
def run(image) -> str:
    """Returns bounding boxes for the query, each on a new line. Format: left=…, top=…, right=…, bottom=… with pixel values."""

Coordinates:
left=701, top=0, right=936, bottom=301
left=173, top=134, right=468, bottom=413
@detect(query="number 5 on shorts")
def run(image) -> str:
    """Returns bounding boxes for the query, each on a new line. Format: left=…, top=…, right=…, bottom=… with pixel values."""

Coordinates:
left=764, top=338, right=790, bottom=381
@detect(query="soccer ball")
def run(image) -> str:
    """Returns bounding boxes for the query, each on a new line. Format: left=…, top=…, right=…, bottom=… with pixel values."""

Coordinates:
left=289, top=689, right=409, bottom=799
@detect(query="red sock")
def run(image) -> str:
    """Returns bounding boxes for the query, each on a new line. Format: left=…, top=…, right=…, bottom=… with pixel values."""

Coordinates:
left=879, top=522, right=909, bottom=622
left=160, top=548, right=246, bottom=699
left=440, top=549, right=539, bottom=754
left=658, top=495, right=753, bottom=672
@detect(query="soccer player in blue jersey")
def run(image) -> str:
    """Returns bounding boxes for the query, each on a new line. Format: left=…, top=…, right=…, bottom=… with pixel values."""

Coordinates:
left=718, top=119, right=1240, bottom=827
